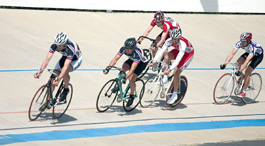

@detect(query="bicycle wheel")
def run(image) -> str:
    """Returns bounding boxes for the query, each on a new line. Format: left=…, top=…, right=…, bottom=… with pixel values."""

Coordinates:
left=123, top=78, right=145, bottom=112
left=167, top=76, right=188, bottom=108
left=213, top=73, right=235, bottom=104
left=138, top=49, right=151, bottom=78
left=242, top=73, right=262, bottom=104
left=28, top=84, right=49, bottom=121
left=140, top=75, right=161, bottom=108
left=53, top=83, right=73, bottom=119
left=96, top=79, right=118, bottom=112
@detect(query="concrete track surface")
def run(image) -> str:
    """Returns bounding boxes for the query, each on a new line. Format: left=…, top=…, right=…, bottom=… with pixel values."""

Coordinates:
left=0, top=9, right=265, bottom=145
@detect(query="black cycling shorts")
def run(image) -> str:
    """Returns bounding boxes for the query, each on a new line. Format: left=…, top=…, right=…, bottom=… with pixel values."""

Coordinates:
left=124, top=59, right=147, bottom=76
left=240, top=52, right=263, bottom=69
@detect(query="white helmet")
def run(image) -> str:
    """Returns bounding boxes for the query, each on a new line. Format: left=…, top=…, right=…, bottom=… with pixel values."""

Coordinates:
left=170, top=28, right=182, bottom=39
left=54, top=32, right=68, bottom=45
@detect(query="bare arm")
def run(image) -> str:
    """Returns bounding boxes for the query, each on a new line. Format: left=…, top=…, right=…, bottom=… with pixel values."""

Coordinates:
left=57, top=59, right=72, bottom=82
left=138, top=25, right=154, bottom=43
left=224, top=48, right=238, bottom=64
left=103, top=54, right=122, bottom=74
left=34, top=52, right=53, bottom=78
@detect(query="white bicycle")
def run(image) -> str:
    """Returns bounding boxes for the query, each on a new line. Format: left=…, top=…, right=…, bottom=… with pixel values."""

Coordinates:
left=141, top=61, right=188, bottom=108
left=213, top=63, right=262, bottom=104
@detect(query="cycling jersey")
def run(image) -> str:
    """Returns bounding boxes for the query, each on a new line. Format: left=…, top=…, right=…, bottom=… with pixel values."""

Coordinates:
left=117, top=46, right=148, bottom=64
left=49, top=39, right=82, bottom=61
left=150, top=17, right=180, bottom=34
left=234, top=41, right=263, bottom=56
left=153, top=37, right=194, bottom=71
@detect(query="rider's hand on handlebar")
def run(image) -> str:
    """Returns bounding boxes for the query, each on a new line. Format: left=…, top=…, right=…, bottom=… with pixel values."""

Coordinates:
left=235, top=71, right=243, bottom=77
left=220, top=64, right=226, bottom=70
left=103, top=68, right=110, bottom=75
left=151, top=46, right=157, bottom=52
left=148, top=62, right=154, bottom=67
left=34, top=72, right=41, bottom=79
left=137, top=39, right=142, bottom=44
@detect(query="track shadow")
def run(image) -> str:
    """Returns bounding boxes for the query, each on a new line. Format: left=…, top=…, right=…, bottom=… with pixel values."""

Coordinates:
left=161, top=103, right=188, bottom=111
left=96, top=105, right=143, bottom=116
left=31, top=112, right=77, bottom=124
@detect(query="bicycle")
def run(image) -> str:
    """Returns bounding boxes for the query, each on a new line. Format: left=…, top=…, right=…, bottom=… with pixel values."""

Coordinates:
left=141, top=61, right=188, bottom=108
left=96, top=66, right=145, bottom=112
left=28, top=69, right=73, bottom=121
left=213, top=63, right=262, bottom=104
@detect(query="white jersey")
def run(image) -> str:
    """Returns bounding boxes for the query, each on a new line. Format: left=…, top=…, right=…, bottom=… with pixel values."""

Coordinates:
left=234, top=41, right=263, bottom=56
left=153, top=37, right=194, bottom=70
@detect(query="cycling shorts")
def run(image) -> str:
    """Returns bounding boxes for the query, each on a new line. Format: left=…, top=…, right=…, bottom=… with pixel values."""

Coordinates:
left=124, top=59, right=147, bottom=76
left=240, top=52, right=263, bottom=69
left=54, top=55, right=82, bottom=72
left=170, top=49, right=194, bottom=71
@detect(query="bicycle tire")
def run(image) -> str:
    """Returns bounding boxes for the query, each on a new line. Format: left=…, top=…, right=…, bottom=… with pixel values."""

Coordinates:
left=123, top=78, right=145, bottom=112
left=53, top=83, right=73, bottom=119
left=140, top=75, right=161, bottom=108
left=96, top=79, right=118, bottom=112
left=138, top=49, right=152, bottom=79
left=167, top=75, right=188, bottom=108
left=28, top=84, right=49, bottom=121
left=213, top=73, right=235, bottom=104
left=242, top=73, right=262, bottom=104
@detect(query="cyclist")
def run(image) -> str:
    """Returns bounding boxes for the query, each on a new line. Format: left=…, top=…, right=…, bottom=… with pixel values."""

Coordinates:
left=103, top=38, right=148, bottom=107
left=137, top=10, right=180, bottom=57
left=34, top=32, right=82, bottom=111
left=149, top=28, right=194, bottom=104
left=220, top=32, right=263, bottom=98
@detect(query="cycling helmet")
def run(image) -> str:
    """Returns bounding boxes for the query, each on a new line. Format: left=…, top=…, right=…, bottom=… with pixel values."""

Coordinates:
left=124, top=38, right=136, bottom=49
left=170, top=28, right=182, bottom=39
left=54, top=32, right=68, bottom=45
left=240, top=32, right=252, bottom=41
left=154, top=11, right=164, bottom=23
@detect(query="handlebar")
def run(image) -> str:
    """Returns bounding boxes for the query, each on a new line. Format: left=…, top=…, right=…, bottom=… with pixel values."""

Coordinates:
left=137, top=36, right=156, bottom=42
left=151, top=60, right=169, bottom=71
left=137, top=36, right=157, bottom=47
left=37, top=69, right=58, bottom=81
left=104, top=66, right=126, bottom=74
left=224, top=63, right=240, bottom=70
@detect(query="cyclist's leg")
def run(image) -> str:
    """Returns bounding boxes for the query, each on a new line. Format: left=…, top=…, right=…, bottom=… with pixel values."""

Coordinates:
left=237, top=52, right=248, bottom=67
left=243, top=66, right=253, bottom=90
left=164, top=50, right=176, bottom=65
left=172, top=50, right=194, bottom=92
left=122, top=59, right=131, bottom=72
left=128, top=62, right=147, bottom=94
left=162, top=51, right=175, bottom=83
left=172, top=68, right=182, bottom=92
left=243, top=54, right=263, bottom=90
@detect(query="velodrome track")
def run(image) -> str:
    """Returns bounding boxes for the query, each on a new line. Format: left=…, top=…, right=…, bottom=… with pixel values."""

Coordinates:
left=0, top=9, right=265, bottom=145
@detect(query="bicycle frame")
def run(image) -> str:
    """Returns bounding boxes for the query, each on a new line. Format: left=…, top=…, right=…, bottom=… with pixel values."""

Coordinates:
left=223, top=63, right=244, bottom=96
left=108, top=67, right=139, bottom=100
left=40, top=69, right=63, bottom=106
left=148, top=61, right=182, bottom=99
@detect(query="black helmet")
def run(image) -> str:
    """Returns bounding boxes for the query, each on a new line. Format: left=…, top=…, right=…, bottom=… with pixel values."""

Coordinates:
left=124, top=38, right=136, bottom=49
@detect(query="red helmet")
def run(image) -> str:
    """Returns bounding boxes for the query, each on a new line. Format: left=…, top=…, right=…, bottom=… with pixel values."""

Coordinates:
left=240, top=32, right=252, bottom=41
left=154, top=11, right=164, bottom=23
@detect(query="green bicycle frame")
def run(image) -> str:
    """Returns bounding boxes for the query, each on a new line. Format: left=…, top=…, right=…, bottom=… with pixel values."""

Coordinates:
left=116, top=72, right=138, bottom=100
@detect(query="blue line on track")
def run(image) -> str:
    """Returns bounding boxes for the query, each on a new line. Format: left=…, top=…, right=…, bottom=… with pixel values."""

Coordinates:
left=1, top=118, right=265, bottom=145
left=1, top=68, right=265, bottom=72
